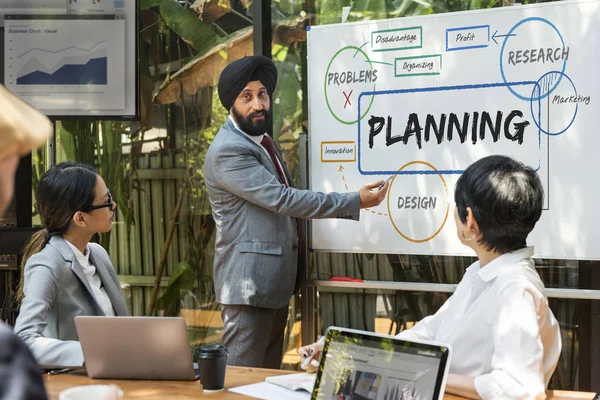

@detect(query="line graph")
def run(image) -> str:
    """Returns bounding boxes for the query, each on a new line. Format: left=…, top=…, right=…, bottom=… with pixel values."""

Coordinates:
left=15, top=39, right=109, bottom=85
left=4, top=17, right=125, bottom=111
left=16, top=40, right=107, bottom=59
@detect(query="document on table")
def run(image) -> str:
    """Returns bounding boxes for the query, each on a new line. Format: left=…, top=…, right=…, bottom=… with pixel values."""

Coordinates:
left=228, top=382, right=312, bottom=400
left=265, top=372, right=316, bottom=392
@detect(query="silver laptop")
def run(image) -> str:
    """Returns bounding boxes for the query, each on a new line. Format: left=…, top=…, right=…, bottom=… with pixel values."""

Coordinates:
left=312, top=326, right=452, bottom=400
left=75, top=316, right=196, bottom=380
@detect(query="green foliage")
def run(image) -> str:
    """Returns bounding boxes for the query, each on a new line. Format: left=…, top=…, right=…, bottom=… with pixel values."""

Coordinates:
left=317, top=0, right=388, bottom=24
left=273, top=48, right=302, bottom=141
left=157, top=261, right=196, bottom=314
left=158, top=89, right=225, bottom=314
left=187, top=89, right=228, bottom=187
left=57, top=121, right=136, bottom=250
left=159, top=0, right=220, bottom=52
left=140, top=0, right=163, bottom=10
left=315, top=0, right=502, bottom=25
left=59, top=121, right=96, bottom=162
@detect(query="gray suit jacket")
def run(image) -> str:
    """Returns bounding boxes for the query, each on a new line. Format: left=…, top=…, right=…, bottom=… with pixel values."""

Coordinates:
left=204, top=119, right=360, bottom=309
left=14, top=236, right=128, bottom=367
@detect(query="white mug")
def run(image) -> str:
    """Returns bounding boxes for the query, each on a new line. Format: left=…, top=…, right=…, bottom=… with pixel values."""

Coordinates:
left=59, top=384, right=123, bottom=400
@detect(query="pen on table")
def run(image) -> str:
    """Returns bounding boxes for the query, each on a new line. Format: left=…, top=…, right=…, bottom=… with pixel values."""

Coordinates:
left=301, top=336, right=326, bottom=370
left=48, top=368, right=73, bottom=375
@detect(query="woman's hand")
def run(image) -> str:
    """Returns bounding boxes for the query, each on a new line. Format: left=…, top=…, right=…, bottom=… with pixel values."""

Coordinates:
left=297, top=341, right=325, bottom=374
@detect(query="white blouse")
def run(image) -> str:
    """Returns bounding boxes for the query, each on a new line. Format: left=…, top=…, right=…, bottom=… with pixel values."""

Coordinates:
left=396, top=247, right=561, bottom=400
left=65, top=241, right=115, bottom=317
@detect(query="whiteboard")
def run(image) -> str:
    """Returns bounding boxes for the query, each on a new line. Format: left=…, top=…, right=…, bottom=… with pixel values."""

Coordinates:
left=307, top=0, right=600, bottom=259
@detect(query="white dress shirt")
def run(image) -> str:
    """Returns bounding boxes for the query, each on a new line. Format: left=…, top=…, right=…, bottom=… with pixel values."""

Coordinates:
left=65, top=241, right=115, bottom=317
left=397, top=247, right=561, bottom=400
left=228, top=115, right=289, bottom=186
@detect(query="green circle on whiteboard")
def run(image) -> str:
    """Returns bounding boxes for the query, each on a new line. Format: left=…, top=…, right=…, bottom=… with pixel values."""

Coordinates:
left=324, top=46, right=376, bottom=125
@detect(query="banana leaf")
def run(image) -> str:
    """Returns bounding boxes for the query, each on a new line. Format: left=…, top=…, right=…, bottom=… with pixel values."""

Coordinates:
left=157, top=261, right=196, bottom=313
left=196, top=0, right=232, bottom=24
left=140, top=0, right=163, bottom=10
left=159, top=0, right=220, bottom=52
left=153, top=26, right=253, bottom=104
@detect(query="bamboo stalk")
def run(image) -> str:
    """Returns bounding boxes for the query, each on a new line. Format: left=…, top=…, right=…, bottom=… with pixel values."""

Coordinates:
left=146, top=80, right=190, bottom=316
left=146, top=176, right=189, bottom=316
left=139, top=155, right=154, bottom=277
left=162, top=153, right=179, bottom=277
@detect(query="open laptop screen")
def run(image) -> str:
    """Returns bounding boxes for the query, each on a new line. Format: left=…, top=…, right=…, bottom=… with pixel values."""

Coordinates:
left=312, top=327, right=451, bottom=400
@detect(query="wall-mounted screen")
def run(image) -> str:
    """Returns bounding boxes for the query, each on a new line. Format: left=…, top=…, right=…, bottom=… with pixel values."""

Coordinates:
left=1, top=0, right=138, bottom=119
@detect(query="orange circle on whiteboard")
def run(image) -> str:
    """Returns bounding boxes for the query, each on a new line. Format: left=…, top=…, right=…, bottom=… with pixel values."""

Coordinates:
left=386, top=161, right=449, bottom=243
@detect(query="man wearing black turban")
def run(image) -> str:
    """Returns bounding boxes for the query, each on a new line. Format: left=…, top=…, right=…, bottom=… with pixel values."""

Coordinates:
left=204, top=55, right=389, bottom=368
left=217, top=55, right=277, bottom=113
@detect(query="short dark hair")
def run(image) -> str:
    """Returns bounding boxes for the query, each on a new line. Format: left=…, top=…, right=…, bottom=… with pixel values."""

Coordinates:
left=454, top=155, right=544, bottom=254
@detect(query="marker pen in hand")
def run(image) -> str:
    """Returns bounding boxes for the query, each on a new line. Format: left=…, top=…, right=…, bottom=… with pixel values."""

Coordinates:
left=377, top=175, right=394, bottom=190
left=301, top=336, right=326, bottom=370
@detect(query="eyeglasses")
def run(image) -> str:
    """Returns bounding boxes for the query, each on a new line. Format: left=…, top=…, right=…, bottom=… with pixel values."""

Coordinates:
left=84, top=190, right=113, bottom=212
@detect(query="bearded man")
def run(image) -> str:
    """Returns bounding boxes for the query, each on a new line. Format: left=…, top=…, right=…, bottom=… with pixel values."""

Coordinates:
left=204, top=55, right=389, bottom=368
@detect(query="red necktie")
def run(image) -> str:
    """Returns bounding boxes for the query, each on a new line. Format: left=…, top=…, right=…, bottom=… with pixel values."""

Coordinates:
left=260, top=135, right=288, bottom=186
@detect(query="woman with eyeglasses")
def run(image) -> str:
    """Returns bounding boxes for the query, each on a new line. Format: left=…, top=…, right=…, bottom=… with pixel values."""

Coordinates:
left=14, top=161, right=128, bottom=367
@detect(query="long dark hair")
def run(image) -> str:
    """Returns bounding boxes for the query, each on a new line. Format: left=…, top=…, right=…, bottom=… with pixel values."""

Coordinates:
left=17, top=161, right=98, bottom=303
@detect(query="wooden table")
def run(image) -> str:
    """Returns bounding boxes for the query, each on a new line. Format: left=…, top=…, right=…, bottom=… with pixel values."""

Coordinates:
left=44, top=366, right=596, bottom=400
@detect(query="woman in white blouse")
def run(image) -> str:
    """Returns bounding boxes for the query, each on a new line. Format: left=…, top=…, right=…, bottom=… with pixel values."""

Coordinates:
left=14, top=161, right=128, bottom=367
left=300, top=155, right=561, bottom=400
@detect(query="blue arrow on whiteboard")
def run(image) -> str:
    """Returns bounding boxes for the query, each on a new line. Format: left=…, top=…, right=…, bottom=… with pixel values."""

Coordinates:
left=491, top=30, right=516, bottom=45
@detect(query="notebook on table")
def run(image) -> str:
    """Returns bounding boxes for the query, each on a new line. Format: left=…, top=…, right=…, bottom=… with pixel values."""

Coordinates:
left=311, top=326, right=452, bottom=400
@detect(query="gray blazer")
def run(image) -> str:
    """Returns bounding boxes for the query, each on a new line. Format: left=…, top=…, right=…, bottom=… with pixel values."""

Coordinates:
left=14, top=236, right=128, bottom=367
left=204, top=119, right=360, bottom=309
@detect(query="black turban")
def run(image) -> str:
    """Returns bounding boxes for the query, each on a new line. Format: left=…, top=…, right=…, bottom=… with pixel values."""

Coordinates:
left=217, top=55, right=278, bottom=110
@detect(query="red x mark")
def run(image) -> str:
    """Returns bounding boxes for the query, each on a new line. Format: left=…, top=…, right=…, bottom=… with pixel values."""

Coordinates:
left=342, top=90, right=353, bottom=108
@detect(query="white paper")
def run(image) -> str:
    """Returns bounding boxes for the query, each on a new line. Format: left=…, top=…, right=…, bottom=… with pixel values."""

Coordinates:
left=307, top=0, right=600, bottom=259
left=228, top=382, right=311, bottom=400
left=265, top=372, right=316, bottom=392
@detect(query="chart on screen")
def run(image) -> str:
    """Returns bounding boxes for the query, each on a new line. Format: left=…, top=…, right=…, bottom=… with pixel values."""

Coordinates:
left=4, top=16, right=125, bottom=111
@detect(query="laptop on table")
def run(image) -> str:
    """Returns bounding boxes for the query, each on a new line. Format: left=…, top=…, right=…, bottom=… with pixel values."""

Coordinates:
left=75, top=316, right=197, bottom=381
left=312, top=327, right=452, bottom=400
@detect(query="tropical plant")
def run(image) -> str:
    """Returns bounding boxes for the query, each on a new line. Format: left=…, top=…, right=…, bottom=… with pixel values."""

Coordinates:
left=55, top=121, right=140, bottom=250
